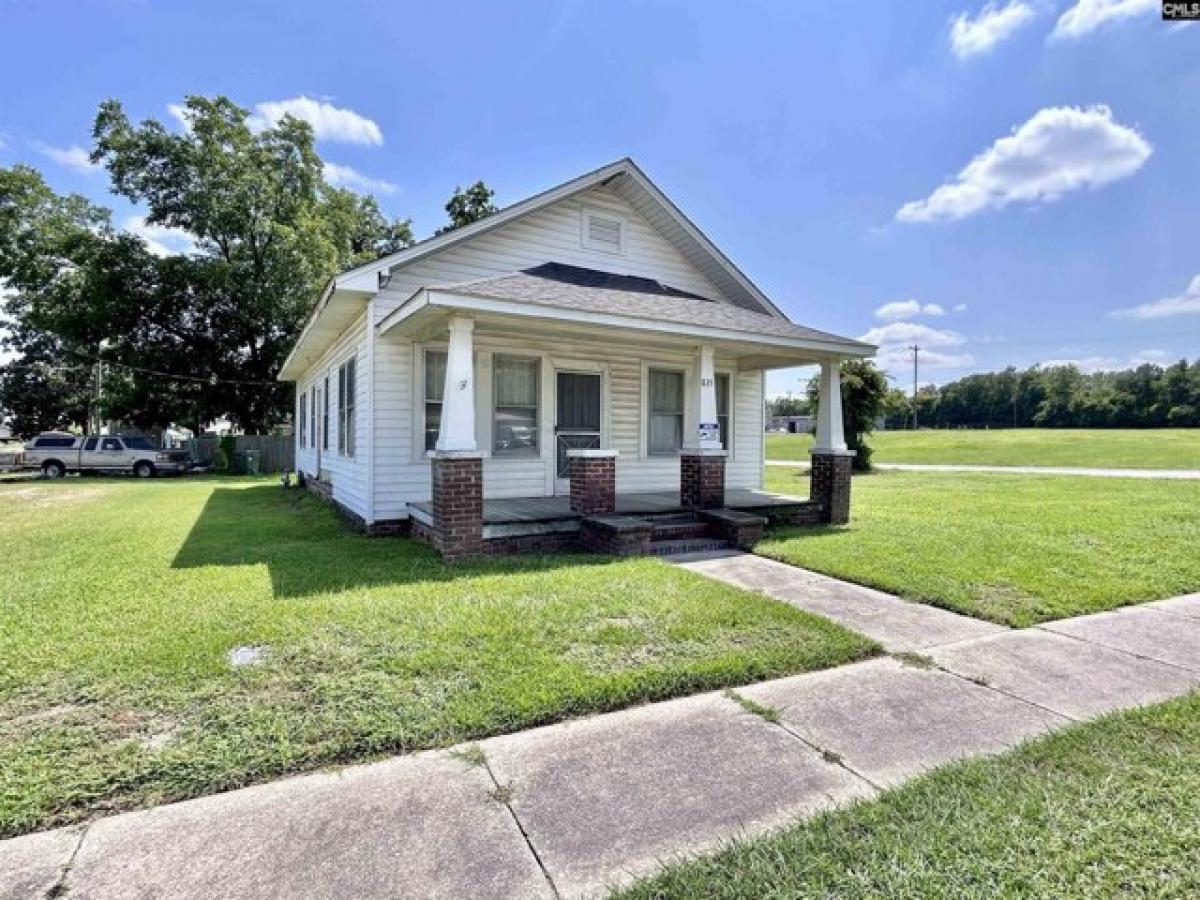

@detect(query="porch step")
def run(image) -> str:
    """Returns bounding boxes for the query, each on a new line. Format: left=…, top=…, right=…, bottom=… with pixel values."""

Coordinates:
left=647, top=537, right=730, bottom=557
left=650, top=520, right=718, bottom=541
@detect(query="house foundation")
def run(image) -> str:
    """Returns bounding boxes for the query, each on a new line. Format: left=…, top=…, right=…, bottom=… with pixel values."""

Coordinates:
left=809, top=450, right=854, bottom=525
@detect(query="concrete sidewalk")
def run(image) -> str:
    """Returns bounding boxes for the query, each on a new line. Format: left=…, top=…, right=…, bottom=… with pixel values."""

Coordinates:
left=766, top=459, right=1200, bottom=479
left=4, top=574, right=1198, bottom=900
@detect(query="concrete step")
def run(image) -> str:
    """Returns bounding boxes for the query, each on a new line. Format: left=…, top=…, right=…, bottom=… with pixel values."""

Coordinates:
left=647, top=537, right=730, bottom=557
left=650, top=520, right=717, bottom=541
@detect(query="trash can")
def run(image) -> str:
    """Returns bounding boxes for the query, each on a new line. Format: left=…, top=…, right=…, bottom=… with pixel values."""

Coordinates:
left=239, top=450, right=261, bottom=475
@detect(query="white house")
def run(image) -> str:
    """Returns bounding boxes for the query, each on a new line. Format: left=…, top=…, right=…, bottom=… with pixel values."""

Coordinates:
left=279, top=159, right=872, bottom=558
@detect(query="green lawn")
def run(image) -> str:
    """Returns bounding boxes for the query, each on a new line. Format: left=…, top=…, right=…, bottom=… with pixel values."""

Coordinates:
left=763, top=467, right=1200, bottom=626
left=618, top=692, right=1200, bottom=899
left=766, top=428, right=1200, bottom=468
left=0, top=478, right=875, bottom=838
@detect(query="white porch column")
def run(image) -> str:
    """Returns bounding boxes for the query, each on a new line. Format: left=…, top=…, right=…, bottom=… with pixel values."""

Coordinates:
left=436, top=316, right=478, bottom=453
left=690, top=343, right=723, bottom=452
left=813, top=358, right=847, bottom=452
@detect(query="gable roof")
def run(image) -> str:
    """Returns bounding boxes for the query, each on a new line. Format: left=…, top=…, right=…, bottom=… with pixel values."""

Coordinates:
left=281, top=158, right=823, bottom=379
left=333, top=157, right=784, bottom=316
left=425, top=263, right=870, bottom=351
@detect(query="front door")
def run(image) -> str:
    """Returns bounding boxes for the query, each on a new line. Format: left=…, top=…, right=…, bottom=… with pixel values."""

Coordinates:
left=555, top=371, right=602, bottom=494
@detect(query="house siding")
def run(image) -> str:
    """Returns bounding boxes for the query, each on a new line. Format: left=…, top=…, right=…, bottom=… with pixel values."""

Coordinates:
left=294, top=311, right=369, bottom=520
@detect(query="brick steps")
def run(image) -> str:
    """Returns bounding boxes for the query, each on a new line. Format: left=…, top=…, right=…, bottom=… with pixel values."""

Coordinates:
left=647, top=537, right=731, bottom=557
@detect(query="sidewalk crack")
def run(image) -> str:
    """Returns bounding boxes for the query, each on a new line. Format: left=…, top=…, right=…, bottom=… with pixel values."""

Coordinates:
left=479, top=756, right=561, bottom=900
left=45, top=824, right=89, bottom=899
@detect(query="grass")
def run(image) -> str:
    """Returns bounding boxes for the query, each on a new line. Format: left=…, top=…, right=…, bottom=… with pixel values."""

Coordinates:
left=762, top=466, right=1200, bottom=626
left=766, top=428, right=1200, bottom=469
left=0, top=477, right=876, bottom=838
left=617, top=691, right=1200, bottom=899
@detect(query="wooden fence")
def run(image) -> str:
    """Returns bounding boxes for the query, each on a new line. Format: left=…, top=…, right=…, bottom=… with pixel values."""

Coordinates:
left=184, top=435, right=294, bottom=474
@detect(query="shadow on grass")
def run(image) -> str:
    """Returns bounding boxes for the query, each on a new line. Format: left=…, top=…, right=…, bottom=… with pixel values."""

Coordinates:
left=171, top=484, right=619, bottom=598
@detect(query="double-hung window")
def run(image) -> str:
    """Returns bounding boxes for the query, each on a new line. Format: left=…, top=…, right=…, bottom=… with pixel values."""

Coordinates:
left=322, top=375, right=331, bottom=451
left=716, top=373, right=730, bottom=451
left=310, top=387, right=317, bottom=449
left=423, top=349, right=446, bottom=452
left=299, top=392, right=307, bottom=447
left=493, top=355, right=539, bottom=457
left=338, top=357, right=356, bottom=457
left=648, top=369, right=684, bottom=455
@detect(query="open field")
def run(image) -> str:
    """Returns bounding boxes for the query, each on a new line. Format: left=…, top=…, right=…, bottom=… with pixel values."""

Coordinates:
left=766, top=428, right=1200, bottom=469
left=619, top=691, right=1200, bottom=899
left=762, top=467, right=1200, bottom=626
left=0, top=478, right=875, bottom=837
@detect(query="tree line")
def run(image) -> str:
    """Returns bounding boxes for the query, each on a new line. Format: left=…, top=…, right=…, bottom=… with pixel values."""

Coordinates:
left=0, top=95, right=498, bottom=438
left=909, top=361, right=1200, bottom=430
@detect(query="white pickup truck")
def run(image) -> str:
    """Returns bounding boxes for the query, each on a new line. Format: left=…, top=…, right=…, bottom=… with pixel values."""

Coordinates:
left=22, top=433, right=192, bottom=478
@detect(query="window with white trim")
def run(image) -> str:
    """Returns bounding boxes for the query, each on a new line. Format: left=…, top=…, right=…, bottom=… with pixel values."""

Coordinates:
left=322, top=375, right=330, bottom=451
left=493, top=355, right=539, bottom=457
left=423, top=349, right=446, bottom=452
left=716, top=373, right=730, bottom=450
left=310, top=386, right=317, bottom=449
left=338, top=356, right=356, bottom=457
left=648, top=368, right=684, bottom=455
left=298, top=392, right=307, bottom=447
left=581, top=208, right=624, bottom=254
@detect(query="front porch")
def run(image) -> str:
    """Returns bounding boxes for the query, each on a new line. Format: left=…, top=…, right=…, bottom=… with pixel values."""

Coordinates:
left=380, top=263, right=868, bottom=560
left=408, top=488, right=823, bottom=556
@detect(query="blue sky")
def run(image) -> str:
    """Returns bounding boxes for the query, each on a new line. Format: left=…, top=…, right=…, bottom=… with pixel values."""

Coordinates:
left=2, top=0, right=1197, bottom=395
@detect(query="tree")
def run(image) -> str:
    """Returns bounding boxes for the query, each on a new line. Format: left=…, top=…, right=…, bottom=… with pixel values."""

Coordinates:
left=809, top=359, right=888, bottom=471
left=0, top=95, right=414, bottom=436
left=437, top=181, right=498, bottom=234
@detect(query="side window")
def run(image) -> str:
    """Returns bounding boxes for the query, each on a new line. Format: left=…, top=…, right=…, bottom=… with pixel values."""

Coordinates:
left=493, top=355, right=540, bottom=457
left=424, top=349, right=446, bottom=452
left=322, top=375, right=331, bottom=452
left=83, top=438, right=98, bottom=452
left=299, top=392, right=307, bottom=447
left=102, top=438, right=121, bottom=452
left=338, top=356, right=357, bottom=457
left=716, top=373, right=731, bottom=451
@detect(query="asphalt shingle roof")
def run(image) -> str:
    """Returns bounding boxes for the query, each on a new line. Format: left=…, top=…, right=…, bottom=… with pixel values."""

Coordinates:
left=431, top=263, right=870, bottom=349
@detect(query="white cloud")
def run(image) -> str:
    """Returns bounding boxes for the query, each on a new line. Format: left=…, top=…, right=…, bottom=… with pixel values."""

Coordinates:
left=1051, top=0, right=1158, bottom=40
left=874, top=300, right=946, bottom=321
left=896, top=105, right=1151, bottom=223
left=860, top=321, right=975, bottom=371
left=166, top=103, right=191, bottom=132
left=124, top=215, right=196, bottom=257
left=950, top=1, right=1036, bottom=58
left=322, top=162, right=397, bottom=195
left=249, top=96, right=383, bottom=145
left=1109, top=274, right=1200, bottom=320
left=34, top=142, right=101, bottom=174
left=1040, top=349, right=1171, bottom=372
left=954, top=303, right=969, bottom=312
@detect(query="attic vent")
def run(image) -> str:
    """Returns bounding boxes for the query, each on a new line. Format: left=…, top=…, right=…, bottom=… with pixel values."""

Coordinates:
left=581, top=208, right=624, bottom=254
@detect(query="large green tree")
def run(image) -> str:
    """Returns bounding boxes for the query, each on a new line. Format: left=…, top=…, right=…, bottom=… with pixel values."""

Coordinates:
left=436, top=180, right=498, bottom=234
left=0, top=96, right=415, bottom=436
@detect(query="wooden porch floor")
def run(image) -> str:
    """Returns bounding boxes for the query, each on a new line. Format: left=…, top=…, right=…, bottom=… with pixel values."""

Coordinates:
left=409, top=488, right=810, bottom=525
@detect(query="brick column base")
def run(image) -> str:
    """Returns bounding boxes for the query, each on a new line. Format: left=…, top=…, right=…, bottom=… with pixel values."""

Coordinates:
left=431, top=451, right=484, bottom=561
left=809, top=451, right=854, bottom=525
left=680, top=450, right=726, bottom=509
left=569, top=450, right=618, bottom=515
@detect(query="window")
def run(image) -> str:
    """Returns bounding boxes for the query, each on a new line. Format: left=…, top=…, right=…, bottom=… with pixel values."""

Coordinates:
left=310, top=386, right=317, bottom=449
left=322, top=375, right=330, bottom=452
left=299, top=392, right=307, bottom=447
left=424, top=349, right=446, bottom=452
left=581, top=208, right=623, bottom=254
left=83, top=437, right=98, bottom=452
left=648, top=369, right=684, bottom=455
left=124, top=436, right=155, bottom=450
left=716, top=373, right=731, bottom=450
left=35, top=437, right=76, bottom=448
left=338, top=356, right=357, bottom=457
left=493, top=355, right=539, bottom=456
left=101, top=438, right=121, bottom=452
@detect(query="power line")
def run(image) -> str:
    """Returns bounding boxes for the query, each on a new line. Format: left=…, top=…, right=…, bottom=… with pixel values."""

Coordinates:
left=909, top=344, right=920, bottom=429
left=21, top=350, right=282, bottom=387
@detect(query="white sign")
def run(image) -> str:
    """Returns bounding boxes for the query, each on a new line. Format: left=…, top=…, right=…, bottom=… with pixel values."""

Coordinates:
left=697, top=422, right=719, bottom=442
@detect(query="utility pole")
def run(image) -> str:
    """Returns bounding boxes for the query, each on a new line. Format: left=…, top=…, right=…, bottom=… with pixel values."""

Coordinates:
left=909, top=344, right=920, bottom=430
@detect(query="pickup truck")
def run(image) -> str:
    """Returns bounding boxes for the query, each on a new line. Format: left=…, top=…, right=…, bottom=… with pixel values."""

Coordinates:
left=22, top=433, right=192, bottom=478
